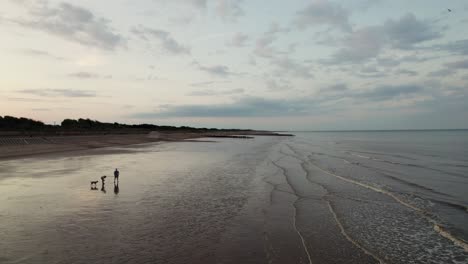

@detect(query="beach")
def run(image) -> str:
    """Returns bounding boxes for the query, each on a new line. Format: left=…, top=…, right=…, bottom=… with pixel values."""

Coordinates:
left=0, top=131, right=286, bottom=160
left=0, top=131, right=467, bottom=263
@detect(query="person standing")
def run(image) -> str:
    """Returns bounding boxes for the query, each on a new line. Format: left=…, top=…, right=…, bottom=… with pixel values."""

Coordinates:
left=114, top=168, right=119, bottom=183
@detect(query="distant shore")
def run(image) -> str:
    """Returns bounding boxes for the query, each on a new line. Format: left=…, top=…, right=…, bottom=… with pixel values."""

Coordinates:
left=0, top=131, right=293, bottom=160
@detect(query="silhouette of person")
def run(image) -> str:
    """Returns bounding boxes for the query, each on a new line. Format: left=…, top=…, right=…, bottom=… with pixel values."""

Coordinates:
left=114, top=182, right=119, bottom=195
left=101, top=181, right=106, bottom=193
left=114, top=168, right=120, bottom=184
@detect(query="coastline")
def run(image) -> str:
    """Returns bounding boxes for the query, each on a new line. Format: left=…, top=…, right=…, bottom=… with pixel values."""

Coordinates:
left=0, top=131, right=292, bottom=161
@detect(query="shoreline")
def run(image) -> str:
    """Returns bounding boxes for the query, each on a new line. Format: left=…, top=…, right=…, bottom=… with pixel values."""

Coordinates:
left=0, top=131, right=293, bottom=161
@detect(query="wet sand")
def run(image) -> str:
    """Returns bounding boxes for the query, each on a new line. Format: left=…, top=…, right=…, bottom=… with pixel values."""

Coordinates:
left=0, top=131, right=280, bottom=161
left=0, top=135, right=467, bottom=263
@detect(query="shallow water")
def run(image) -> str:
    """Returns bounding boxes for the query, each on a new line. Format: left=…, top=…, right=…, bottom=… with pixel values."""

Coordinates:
left=0, top=132, right=467, bottom=263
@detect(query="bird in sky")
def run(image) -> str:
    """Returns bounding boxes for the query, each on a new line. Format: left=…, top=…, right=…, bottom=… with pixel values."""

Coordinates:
left=448, top=9, right=452, bottom=12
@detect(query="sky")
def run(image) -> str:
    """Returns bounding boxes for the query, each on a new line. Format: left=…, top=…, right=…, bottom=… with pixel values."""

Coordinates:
left=1, top=0, right=467, bottom=130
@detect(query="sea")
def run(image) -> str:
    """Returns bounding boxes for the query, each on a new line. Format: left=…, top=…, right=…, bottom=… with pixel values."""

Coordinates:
left=0, top=130, right=467, bottom=263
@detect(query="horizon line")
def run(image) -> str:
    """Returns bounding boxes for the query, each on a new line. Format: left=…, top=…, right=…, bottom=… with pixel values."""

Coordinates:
left=277, top=129, right=468, bottom=133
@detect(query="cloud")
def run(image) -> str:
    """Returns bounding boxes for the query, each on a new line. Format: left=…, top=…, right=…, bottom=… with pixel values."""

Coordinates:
left=68, top=72, right=112, bottom=79
left=383, top=13, right=442, bottom=49
left=214, top=0, right=244, bottom=21
left=131, top=25, right=190, bottom=54
left=187, top=88, right=244, bottom=96
left=356, top=84, right=423, bottom=101
left=152, top=0, right=244, bottom=21
left=17, top=88, right=96, bottom=98
left=294, top=0, right=351, bottom=31
left=446, top=59, right=468, bottom=69
left=227, top=32, right=249, bottom=47
left=11, top=1, right=124, bottom=50
left=325, top=13, right=442, bottom=64
left=265, top=79, right=292, bottom=91
left=436, top=39, right=468, bottom=55
left=132, top=97, right=310, bottom=118
left=21, top=49, right=66, bottom=60
left=355, top=0, right=382, bottom=11
left=152, top=0, right=207, bottom=9
left=271, top=57, right=313, bottom=79
left=191, top=0, right=208, bottom=9
left=190, top=81, right=231, bottom=87
left=395, top=69, right=418, bottom=76
left=254, top=35, right=277, bottom=58
left=319, top=83, right=348, bottom=93
left=194, top=61, right=236, bottom=77
left=328, top=26, right=384, bottom=63
left=31, top=108, right=51, bottom=111
left=428, top=68, right=456, bottom=77
left=200, top=65, right=232, bottom=77
left=428, top=59, right=468, bottom=77
left=130, top=82, right=460, bottom=120
left=377, top=54, right=436, bottom=68
left=254, top=22, right=290, bottom=58
left=316, top=83, right=424, bottom=102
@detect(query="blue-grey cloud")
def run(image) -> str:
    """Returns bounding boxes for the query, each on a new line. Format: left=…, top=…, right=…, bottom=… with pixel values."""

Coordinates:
left=131, top=25, right=190, bottom=54
left=294, top=0, right=351, bottom=31
left=428, top=68, right=456, bottom=77
left=377, top=54, right=436, bottom=68
left=317, top=83, right=424, bottom=102
left=191, top=0, right=208, bottom=9
left=271, top=57, right=313, bottom=79
left=193, top=61, right=236, bottom=77
left=227, top=32, right=249, bottom=47
left=446, top=59, right=468, bottom=69
left=395, top=69, right=418, bottom=76
left=328, top=26, right=384, bottom=64
left=18, top=89, right=96, bottom=98
left=21, top=49, right=66, bottom=60
left=357, top=84, right=423, bottom=101
left=190, top=81, right=231, bottom=87
left=68, top=72, right=112, bottom=79
left=130, top=82, right=456, bottom=119
left=428, top=59, right=468, bottom=77
left=215, top=0, right=244, bottom=21
left=325, top=13, right=442, bottom=64
left=152, top=0, right=244, bottom=21
left=132, top=97, right=311, bottom=118
left=11, top=1, right=124, bottom=50
left=384, top=13, right=442, bottom=49
left=254, top=22, right=290, bottom=58
left=265, top=79, right=292, bottom=91
left=319, top=83, right=349, bottom=94
left=435, top=39, right=468, bottom=55
left=187, top=88, right=244, bottom=96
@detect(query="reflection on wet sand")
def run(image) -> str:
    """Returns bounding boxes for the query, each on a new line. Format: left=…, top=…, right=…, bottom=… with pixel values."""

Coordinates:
left=114, top=182, right=119, bottom=195
left=101, top=182, right=106, bottom=193
left=0, top=135, right=466, bottom=264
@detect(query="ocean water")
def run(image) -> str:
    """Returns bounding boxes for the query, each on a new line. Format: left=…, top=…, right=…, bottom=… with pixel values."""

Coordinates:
left=287, top=130, right=468, bottom=263
left=0, top=131, right=467, bottom=263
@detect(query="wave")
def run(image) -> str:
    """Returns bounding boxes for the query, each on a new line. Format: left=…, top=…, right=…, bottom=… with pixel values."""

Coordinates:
left=428, top=198, right=468, bottom=213
left=285, top=144, right=468, bottom=251
left=346, top=151, right=467, bottom=180
left=345, top=150, right=418, bottom=161
left=307, top=156, right=468, bottom=251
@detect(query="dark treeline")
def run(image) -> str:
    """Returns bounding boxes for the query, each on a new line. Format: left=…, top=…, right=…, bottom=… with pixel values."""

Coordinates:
left=0, top=116, right=46, bottom=130
left=0, top=115, right=249, bottom=134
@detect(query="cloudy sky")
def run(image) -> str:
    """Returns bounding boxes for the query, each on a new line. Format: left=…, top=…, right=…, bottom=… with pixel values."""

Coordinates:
left=1, top=0, right=467, bottom=130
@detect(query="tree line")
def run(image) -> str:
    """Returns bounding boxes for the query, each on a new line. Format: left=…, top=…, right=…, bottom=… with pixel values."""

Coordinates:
left=0, top=115, right=248, bottom=133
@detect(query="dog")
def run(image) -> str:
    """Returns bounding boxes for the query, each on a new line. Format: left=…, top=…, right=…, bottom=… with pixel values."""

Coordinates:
left=90, top=180, right=98, bottom=190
